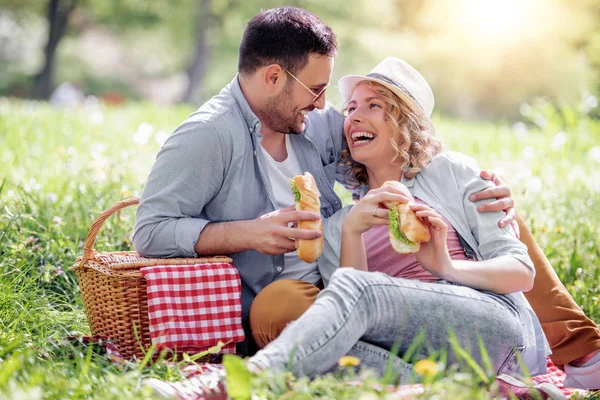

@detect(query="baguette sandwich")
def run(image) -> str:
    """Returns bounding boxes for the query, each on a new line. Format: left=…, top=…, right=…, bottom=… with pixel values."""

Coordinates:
left=290, top=172, right=324, bottom=263
left=382, top=181, right=431, bottom=253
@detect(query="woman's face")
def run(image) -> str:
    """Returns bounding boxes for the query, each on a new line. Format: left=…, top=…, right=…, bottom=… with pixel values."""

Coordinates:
left=343, top=82, right=398, bottom=168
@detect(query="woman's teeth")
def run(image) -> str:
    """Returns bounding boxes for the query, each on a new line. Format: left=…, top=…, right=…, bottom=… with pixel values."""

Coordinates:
left=351, top=131, right=376, bottom=145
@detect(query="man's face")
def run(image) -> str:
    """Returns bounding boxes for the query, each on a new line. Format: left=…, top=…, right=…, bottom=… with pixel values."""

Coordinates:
left=262, top=54, right=334, bottom=134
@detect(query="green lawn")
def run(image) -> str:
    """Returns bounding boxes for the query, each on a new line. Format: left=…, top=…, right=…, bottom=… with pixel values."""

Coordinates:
left=0, top=98, right=598, bottom=399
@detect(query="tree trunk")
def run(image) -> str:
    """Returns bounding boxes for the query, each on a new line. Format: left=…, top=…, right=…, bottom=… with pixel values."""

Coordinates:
left=33, top=0, right=75, bottom=100
left=181, top=0, right=212, bottom=104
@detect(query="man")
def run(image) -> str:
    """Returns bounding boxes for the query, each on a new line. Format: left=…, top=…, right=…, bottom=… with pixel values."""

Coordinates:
left=134, top=7, right=599, bottom=388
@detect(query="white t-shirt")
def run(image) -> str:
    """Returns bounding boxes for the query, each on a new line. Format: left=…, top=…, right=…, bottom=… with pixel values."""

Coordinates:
left=260, top=135, right=321, bottom=285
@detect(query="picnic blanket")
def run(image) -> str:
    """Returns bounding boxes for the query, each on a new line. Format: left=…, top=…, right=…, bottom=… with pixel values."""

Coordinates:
left=74, top=336, right=589, bottom=399
left=139, top=263, right=245, bottom=355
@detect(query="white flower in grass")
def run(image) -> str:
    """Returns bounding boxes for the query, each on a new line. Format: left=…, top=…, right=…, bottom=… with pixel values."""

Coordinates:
left=521, top=146, right=536, bottom=160
left=519, top=103, right=531, bottom=116
left=581, top=91, right=598, bottom=114
left=52, top=216, right=62, bottom=226
left=533, top=114, right=547, bottom=129
left=46, top=193, right=58, bottom=204
left=512, top=122, right=528, bottom=139
left=133, top=122, right=154, bottom=145
left=551, top=131, right=567, bottom=151
left=568, top=167, right=587, bottom=184
left=589, top=147, right=600, bottom=163
left=525, top=177, right=542, bottom=194
left=155, top=130, right=170, bottom=146
left=89, top=110, right=104, bottom=125
left=23, top=178, right=41, bottom=193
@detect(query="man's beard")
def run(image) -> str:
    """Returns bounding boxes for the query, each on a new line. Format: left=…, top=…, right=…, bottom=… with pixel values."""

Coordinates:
left=259, top=84, right=308, bottom=135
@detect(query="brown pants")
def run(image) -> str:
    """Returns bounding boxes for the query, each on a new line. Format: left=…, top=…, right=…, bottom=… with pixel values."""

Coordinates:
left=249, top=214, right=600, bottom=365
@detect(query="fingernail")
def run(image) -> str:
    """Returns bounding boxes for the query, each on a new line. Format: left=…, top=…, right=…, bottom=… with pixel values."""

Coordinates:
left=477, top=205, right=484, bottom=211
left=470, top=195, right=476, bottom=201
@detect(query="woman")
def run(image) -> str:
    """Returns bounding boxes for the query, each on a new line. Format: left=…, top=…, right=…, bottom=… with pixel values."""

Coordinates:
left=247, top=57, right=550, bottom=380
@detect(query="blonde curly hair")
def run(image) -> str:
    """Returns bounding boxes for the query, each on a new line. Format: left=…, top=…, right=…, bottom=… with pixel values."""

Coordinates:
left=339, top=80, right=442, bottom=190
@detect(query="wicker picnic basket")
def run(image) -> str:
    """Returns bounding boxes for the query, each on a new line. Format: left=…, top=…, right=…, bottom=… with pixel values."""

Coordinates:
left=72, top=197, right=233, bottom=360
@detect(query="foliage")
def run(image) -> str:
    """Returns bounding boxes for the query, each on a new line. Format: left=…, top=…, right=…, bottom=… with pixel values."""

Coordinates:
left=3, top=0, right=598, bottom=116
left=0, top=98, right=599, bottom=397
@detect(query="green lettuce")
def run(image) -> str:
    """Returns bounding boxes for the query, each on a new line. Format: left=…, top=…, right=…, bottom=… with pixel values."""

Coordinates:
left=388, top=206, right=413, bottom=245
left=290, top=180, right=301, bottom=202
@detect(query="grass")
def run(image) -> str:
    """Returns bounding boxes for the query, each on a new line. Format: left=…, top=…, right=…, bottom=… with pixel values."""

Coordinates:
left=0, top=96, right=599, bottom=398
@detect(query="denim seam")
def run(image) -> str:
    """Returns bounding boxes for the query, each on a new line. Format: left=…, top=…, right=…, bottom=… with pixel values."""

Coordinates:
left=353, top=342, right=413, bottom=371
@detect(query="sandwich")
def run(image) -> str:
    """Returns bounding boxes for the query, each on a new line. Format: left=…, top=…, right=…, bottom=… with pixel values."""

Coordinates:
left=382, top=181, right=431, bottom=253
left=290, top=172, right=324, bottom=263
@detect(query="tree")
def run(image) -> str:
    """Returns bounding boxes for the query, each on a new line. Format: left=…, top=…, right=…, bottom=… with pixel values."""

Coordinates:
left=34, top=0, right=78, bottom=100
left=181, top=0, right=213, bottom=104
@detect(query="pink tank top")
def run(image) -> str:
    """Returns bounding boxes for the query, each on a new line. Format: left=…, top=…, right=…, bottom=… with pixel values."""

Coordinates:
left=363, top=198, right=470, bottom=282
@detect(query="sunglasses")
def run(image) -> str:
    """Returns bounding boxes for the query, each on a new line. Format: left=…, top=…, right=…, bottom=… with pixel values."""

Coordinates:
left=282, top=67, right=329, bottom=105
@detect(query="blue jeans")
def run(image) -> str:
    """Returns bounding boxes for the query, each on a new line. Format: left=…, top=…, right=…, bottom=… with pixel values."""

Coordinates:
left=248, top=268, right=525, bottom=380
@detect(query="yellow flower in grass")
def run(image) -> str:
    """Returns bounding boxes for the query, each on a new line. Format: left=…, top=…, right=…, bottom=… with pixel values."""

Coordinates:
left=414, top=359, right=438, bottom=378
left=338, top=355, right=361, bottom=367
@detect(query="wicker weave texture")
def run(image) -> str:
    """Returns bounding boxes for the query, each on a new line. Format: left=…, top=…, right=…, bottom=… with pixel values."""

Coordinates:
left=72, top=198, right=232, bottom=359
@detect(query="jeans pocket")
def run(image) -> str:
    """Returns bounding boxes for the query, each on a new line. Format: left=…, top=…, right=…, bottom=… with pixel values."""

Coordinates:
left=498, top=345, right=526, bottom=375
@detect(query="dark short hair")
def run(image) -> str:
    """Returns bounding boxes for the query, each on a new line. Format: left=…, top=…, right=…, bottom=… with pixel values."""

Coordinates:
left=238, top=7, right=337, bottom=76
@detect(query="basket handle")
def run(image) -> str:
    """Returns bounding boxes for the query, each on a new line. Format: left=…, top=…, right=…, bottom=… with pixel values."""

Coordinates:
left=83, top=197, right=140, bottom=261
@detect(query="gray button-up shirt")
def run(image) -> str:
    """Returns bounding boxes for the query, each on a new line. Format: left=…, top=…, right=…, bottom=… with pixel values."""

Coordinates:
left=133, top=76, right=344, bottom=324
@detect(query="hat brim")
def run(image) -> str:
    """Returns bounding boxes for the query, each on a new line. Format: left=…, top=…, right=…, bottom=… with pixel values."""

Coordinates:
left=338, top=75, right=428, bottom=119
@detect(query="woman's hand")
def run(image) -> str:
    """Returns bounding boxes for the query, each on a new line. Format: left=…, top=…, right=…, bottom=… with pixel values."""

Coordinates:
left=412, top=204, right=453, bottom=278
left=342, top=185, right=410, bottom=236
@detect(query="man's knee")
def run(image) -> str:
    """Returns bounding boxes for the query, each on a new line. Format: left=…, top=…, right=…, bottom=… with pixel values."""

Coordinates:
left=249, top=279, right=319, bottom=348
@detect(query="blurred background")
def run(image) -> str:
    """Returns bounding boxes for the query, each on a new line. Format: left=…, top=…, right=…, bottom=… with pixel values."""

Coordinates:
left=1, top=0, right=599, bottom=119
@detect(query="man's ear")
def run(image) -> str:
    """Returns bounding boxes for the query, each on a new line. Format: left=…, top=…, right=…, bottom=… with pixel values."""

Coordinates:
left=263, top=64, right=285, bottom=95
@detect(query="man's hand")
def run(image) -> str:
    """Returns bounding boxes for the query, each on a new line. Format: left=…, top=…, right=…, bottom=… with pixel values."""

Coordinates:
left=470, top=170, right=515, bottom=228
left=251, top=206, right=322, bottom=255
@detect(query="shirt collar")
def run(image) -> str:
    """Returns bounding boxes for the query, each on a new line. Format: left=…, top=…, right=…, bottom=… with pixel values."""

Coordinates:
left=230, top=75, right=261, bottom=134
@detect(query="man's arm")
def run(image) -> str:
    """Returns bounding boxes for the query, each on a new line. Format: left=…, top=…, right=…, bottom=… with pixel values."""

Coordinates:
left=133, top=120, right=226, bottom=258
left=194, top=207, right=322, bottom=256
left=133, top=120, right=323, bottom=258
left=471, top=169, right=516, bottom=229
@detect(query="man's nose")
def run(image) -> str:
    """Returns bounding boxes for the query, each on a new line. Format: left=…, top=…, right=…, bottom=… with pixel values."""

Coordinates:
left=312, top=93, right=327, bottom=109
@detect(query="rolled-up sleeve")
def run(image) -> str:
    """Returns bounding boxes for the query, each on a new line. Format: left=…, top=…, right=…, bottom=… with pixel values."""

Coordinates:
left=448, top=153, right=535, bottom=275
left=133, top=119, right=225, bottom=258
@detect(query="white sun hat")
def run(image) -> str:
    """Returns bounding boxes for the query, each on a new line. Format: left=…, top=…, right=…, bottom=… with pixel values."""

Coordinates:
left=338, top=57, right=435, bottom=119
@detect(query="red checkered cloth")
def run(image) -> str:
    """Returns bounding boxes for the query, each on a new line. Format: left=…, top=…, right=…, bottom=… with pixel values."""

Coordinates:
left=140, top=263, right=245, bottom=355
left=531, top=358, right=589, bottom=398
left=384, top=358, right=589, bottom=399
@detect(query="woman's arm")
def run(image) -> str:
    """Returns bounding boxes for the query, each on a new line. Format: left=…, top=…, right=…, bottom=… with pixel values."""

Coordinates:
left=412, top=203, right=534, bottom=294
left=340, top=228, right=368, bottom=270
left=443, top=257, right=534, bottom=294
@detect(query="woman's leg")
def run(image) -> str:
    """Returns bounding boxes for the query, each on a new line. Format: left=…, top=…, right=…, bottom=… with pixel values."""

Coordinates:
left=517, top=213, right=600, bottom=365
left=248, top=268, right=525, bottom=378
left=249, top=278, right=412, bottom=378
